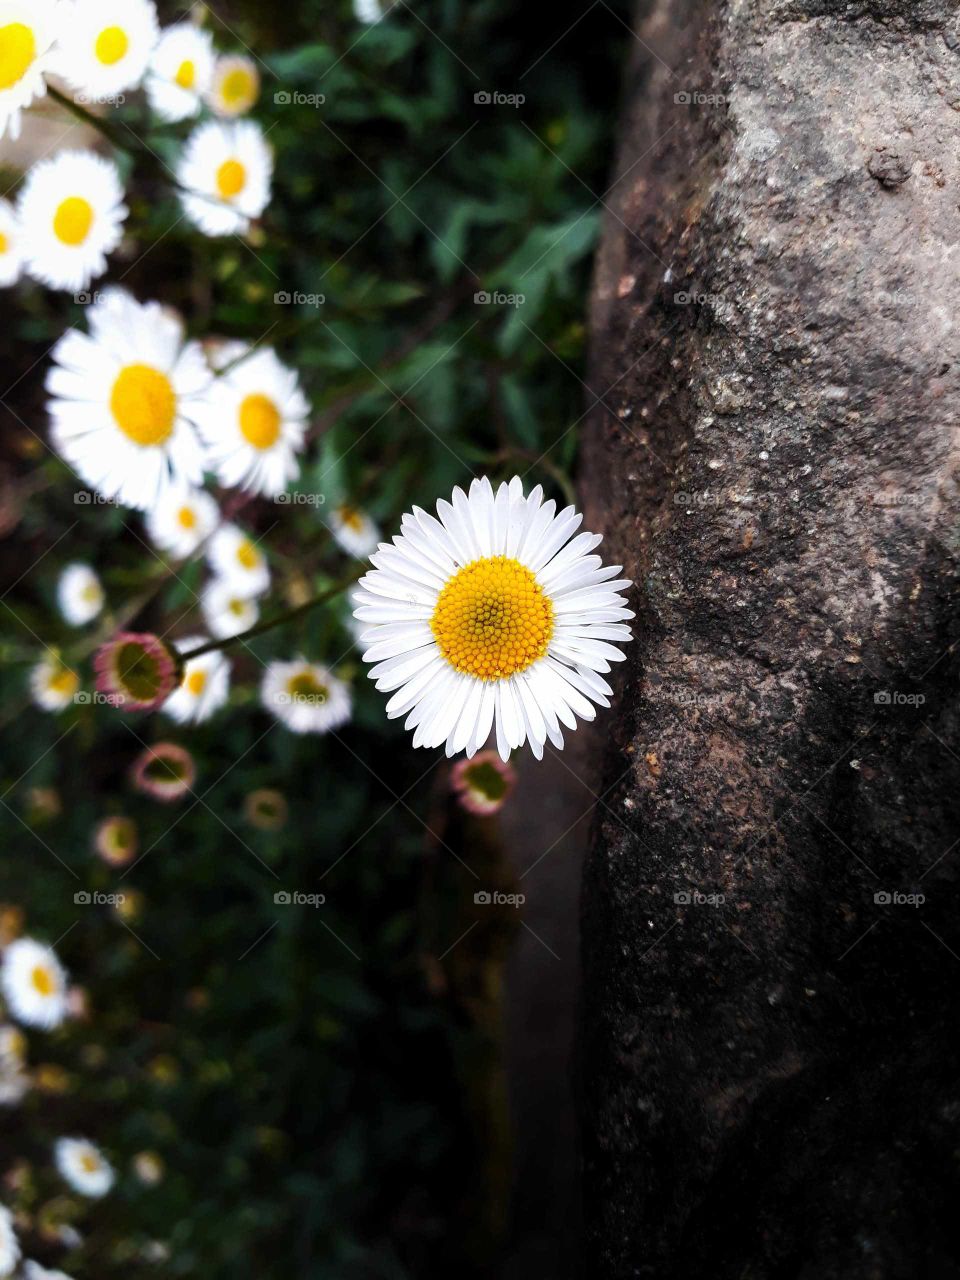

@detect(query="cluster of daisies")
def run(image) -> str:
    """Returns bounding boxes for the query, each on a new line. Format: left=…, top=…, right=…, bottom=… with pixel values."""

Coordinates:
left=0, top=0, right=271, bottom=293
left=0, top=936, right=118, bottom=1279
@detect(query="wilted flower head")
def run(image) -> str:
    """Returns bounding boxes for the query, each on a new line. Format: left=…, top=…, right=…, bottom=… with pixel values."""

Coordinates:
left=0, top=937, right=67, bottom=1030
left=243, top=788, right=288, bottom=831
left=94, top=632, right=179, bottom=712
left=54, top=1137, right=114, bottom=1198
left=451, top=752, right=516, bottom=815
left=130, top=742, right=195, bottom=802
left=93, top=816, right=137, bottom=867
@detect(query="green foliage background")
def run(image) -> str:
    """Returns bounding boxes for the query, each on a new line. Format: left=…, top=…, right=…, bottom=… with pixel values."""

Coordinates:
left=0, top=1, right=628, bottom=1274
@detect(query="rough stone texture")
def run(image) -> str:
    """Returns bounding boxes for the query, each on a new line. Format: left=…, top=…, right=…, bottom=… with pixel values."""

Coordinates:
left=579, top=1, right=960, bottom=1276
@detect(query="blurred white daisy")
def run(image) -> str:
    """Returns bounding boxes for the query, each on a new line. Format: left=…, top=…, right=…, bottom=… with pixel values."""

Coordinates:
left=57, top=562, right=104, bottom=626
left=18, top=150, right=127, bottom=293
left=54, top=1137, right=114, bottom=1198
left=24, top=1262, right=75, bottom=1280
left=206, top=524, right=270, bottom=597
left=354, top=0, right=384, bottom=21
left=29, top=654, right=79, bottom=711
left=0, top=0, right=61, bottom=141
left=162, top=636, right=230, bottom=725
left=55, top=0, right=158, bottom=101
left=354, top=476, right=633, bottom=761
left=0, top=199, right=23, bottom=287
left=177, top=119, right=272, bottom=237
left=46, top=288, right=211, bottom=511
left=0, top=1204, right=19, bottom=1277
left=144, top=485, right=218, bottom=558
left=1, top=937, right=67, bottom=1029
left=195, top=345, right=308, bottom=497
left=329, top=503, right=380, bottom=559
left=206, top=53, right=259, bottom=118
left=0, top=1024, right=28, bottom=1106
left=201, top=578, right=259, bottom=638
left=261, top=660, right=351, bottom=735
left=145, top=22, right=213, bottom=123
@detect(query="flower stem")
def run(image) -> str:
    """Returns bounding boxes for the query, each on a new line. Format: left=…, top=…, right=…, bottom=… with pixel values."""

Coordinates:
left=177, top=573, right=361, bottom=661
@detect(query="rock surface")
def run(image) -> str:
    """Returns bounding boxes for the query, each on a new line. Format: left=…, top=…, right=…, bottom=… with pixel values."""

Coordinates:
left=579, top=1, right=960, bottom=1275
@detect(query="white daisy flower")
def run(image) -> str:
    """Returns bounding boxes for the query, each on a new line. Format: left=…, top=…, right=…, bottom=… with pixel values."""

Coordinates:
left=54, top=1137, right=114, bottom=1198
left=354, top=476, right=634, bottom=762
left=329, top=503, right=380, bottom=560
left=0, top=1204, right=19, bottom=1278
left=0, top=199, right=23, bottom=287
left=162, top=636, right=229, bottom=725
left=0, top=0, right=62, bottom=142
left=18, top=150, right=127, bottom=294
left=261, top=660, right=351, bottom=735
left=176, top=119, right=272, bottom=237
left=144, top=485, right=218, bottom=559
left=46, top=288, right=211, bottom=511
left=206, top=524, right=270, bottom=597
left=55, top=0, right=158, bottom=101
left=145, top=22, right=213, bottom=123
left=24, top=1261, right=75, bottom=1280
left=195, top=345, right=308, bottom=498
left=206, top=53, right=259, bottom=118
left=29, top=654, right=80, bottom=711
left=57, top=562, right=104, bottom=626
left=354, top=0, right=384, bottom=22
left=1, top=937, right=67, bottom=1029
left=201, top=578, right=259, bottom=638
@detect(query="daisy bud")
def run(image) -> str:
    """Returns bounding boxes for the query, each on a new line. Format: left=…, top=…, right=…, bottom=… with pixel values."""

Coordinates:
left=130, top=742, right=195, bottom=803
left=451, top=752, right=516, bottom=815
left=94, top=632, right=180, bottom=712
left=244, top=788, right=288, bottom=831
left=93, top=816, right=137, bottom=867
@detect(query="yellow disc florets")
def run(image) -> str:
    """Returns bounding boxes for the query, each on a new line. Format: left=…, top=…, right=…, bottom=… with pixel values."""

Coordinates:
left=430, top=555, right=553, bottom=681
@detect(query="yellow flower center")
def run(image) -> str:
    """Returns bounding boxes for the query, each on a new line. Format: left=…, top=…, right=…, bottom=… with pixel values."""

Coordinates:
left=175, top=58, right=195, bottom=89
left=53, top=196, right=94, bottom=247
left=215, top=158, right=246, bottom=199
left=238, top=393, right=281, bottom=449
left=31, top=964, right=56, bottom=996
left=80, top=1151, right=100, bottom=1173
left=177, top=505, right=197, bottom=529
left=236, top=539, right=260, bottom=570
left=49, top=667, right=79, bottom=696
left=0, top=232, right=8, bottom=255
left=185, top=669, right=207, bottom=696
left=82, top=583, right=100, bottom=603
left=221, top=66, right=256, bottom=109
left=338, top=505, right=364, bottom=531
left=430, top=556, right=553, bottom=681
left=287, top=672, right=326, bottom=702
left=228, top=598, right=246, bottom=616
left=110, top=365, right=177, bottom=446
left=95, top=25, right=128, bottom=65
left=0, top=21, right=36, bottom=90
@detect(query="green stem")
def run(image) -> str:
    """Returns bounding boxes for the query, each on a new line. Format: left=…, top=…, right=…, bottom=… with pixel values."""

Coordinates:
left=177, top=573, right=360, bottom=661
